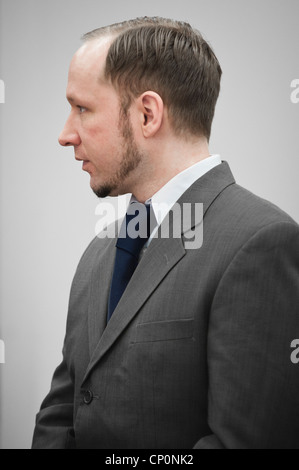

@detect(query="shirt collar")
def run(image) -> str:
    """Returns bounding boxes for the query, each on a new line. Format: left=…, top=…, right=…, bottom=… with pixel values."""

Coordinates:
left=130, top=154, right=221, bottom=227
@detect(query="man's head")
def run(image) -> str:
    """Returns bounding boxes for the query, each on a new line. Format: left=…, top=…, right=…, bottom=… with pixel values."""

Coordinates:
left=83, top=16, right=222, bottom=140
left=59, top=17, right=222, bottom=200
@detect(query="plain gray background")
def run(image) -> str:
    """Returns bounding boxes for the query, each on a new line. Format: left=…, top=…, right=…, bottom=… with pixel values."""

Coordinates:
left=0, top=0, right=298, bottom=449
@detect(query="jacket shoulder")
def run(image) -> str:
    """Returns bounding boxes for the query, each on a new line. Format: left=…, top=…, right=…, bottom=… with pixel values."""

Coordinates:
left=212, top=182, right=298, bottom=232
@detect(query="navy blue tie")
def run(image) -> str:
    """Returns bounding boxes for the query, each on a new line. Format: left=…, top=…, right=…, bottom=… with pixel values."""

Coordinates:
left=107, top=202, right=151, bottom=321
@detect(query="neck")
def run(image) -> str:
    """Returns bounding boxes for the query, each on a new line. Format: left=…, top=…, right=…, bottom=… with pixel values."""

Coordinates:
left=129, top=137, right=210, bottom=203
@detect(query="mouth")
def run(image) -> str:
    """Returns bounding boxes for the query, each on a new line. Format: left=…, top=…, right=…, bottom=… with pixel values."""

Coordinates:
left=75, top=155, right=91, bottom=170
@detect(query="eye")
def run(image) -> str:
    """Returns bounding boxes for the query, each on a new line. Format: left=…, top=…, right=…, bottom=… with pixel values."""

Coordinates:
left=77, top=106, right=87, bottom=114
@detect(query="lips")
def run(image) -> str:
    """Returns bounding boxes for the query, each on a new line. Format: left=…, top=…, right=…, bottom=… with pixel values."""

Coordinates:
left=75, top=154, right=91, bottom=173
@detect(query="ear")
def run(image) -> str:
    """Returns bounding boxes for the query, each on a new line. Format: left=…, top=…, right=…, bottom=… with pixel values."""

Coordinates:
left=137, top=91, right=164, bottom=138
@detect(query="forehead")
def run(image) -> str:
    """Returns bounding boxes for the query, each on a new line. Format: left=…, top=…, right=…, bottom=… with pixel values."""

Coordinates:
left=66, top=37, right=113, bottom=101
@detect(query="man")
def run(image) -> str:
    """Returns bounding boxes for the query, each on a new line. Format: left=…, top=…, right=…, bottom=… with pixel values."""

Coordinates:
left=32, top=17, right=299, bottom=449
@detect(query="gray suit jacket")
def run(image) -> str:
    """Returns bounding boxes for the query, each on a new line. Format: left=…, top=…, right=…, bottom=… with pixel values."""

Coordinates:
left=32, top=162, right=299, bottom=449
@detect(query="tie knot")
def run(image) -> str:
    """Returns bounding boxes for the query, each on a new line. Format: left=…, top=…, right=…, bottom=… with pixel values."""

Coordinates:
left=116, top=202, right=152, bottom=258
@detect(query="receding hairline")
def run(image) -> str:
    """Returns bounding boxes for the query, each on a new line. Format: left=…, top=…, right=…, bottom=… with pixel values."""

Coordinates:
left=72, top=34, right=117, bottom=85
left=77, top=33, right=117, bottom=54
left=80, top=21, right=203, bottom=88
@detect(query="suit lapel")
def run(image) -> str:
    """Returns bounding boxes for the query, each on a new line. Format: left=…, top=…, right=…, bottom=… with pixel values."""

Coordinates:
left=83, top=161, right=235, bottom=383
left=83, top=235, right=186, bottom=382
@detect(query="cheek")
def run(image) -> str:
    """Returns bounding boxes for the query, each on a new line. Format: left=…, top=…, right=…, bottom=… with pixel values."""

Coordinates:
left=83, top=121, right=102, bottom=140
left=82, top=124, right=123, bottom=164
left=86, top=124, right=121, bottom=149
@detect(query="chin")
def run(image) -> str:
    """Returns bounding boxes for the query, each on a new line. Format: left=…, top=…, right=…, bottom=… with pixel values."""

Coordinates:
left=91, top=181, right=114, bottom=199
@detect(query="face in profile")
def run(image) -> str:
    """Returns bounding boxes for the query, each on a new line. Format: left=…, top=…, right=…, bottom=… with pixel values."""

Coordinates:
left=58, top=38, right=145, bottom=198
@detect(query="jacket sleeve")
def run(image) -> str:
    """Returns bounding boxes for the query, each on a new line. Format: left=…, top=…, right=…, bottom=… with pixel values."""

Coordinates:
left=31, top=237, right=99, bottom=449
left=31, top=345, right=76, bottom=449
left=193, top=221, right=299, bottom=449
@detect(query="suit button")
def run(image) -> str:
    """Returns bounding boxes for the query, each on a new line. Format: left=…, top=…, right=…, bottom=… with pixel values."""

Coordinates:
left=83, top=390, right=93, bottom=405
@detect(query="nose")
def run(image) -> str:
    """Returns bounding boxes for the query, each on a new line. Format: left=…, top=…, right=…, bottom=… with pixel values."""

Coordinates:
left=58, top=115, right=81, bottom=147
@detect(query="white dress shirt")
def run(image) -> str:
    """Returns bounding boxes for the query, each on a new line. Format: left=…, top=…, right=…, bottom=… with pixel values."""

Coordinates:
left=130, top=154, right=221, bottom=247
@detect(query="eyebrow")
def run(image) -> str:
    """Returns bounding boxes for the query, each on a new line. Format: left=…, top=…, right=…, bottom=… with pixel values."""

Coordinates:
left=67, top=94, right=93, bottom=109
left=67, top=95, right=91, bottom=107
left=67, top=95, right=76, bottom=104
